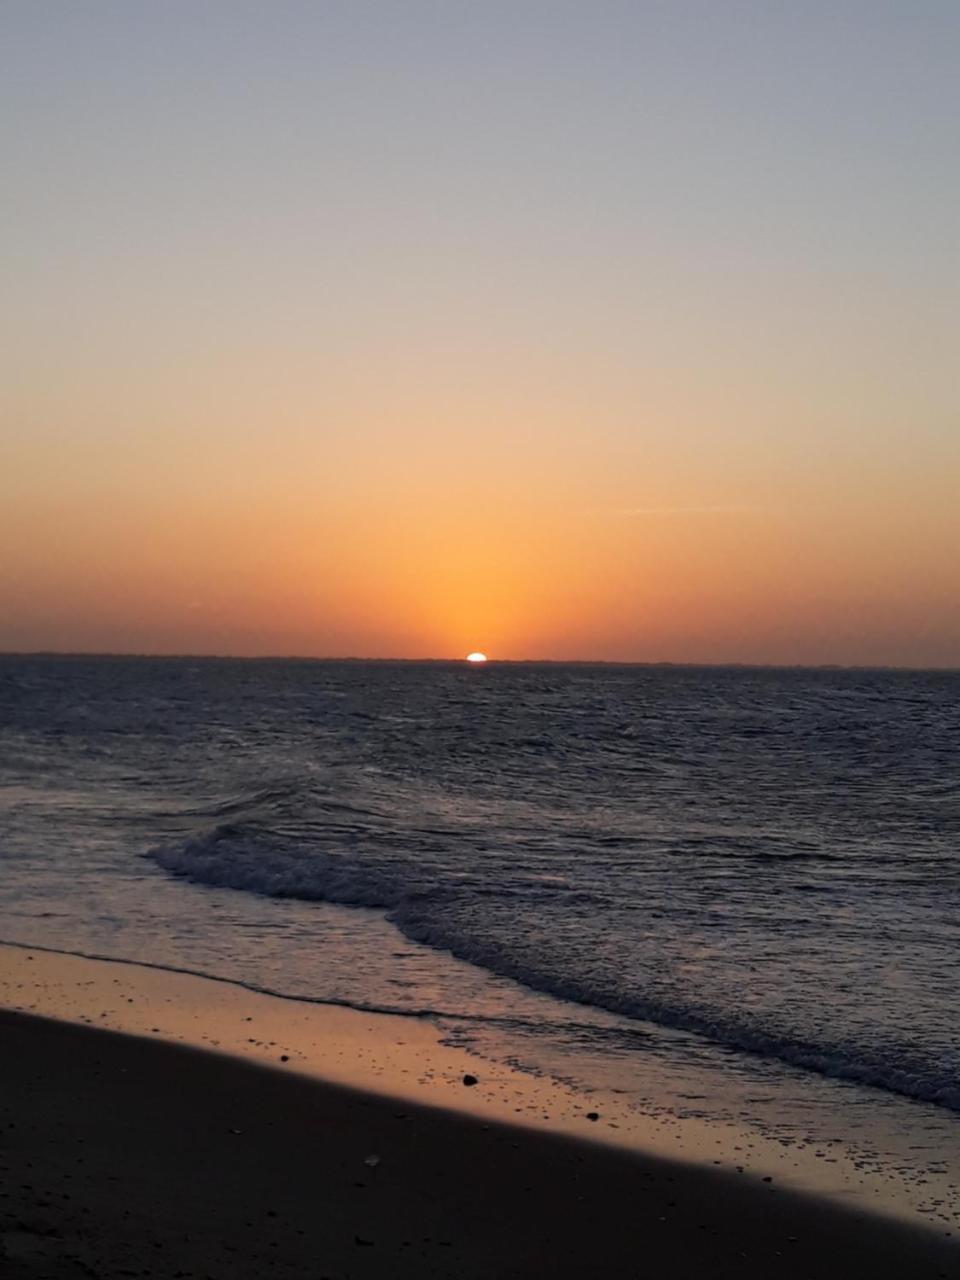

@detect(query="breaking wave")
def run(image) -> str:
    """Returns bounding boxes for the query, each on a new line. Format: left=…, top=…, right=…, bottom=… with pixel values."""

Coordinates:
left=148, top=815, right=960, bottom=1114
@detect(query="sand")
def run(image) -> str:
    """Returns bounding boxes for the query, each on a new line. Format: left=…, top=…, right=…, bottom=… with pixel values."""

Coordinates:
left=2, top=1005, right=958, bottom=1280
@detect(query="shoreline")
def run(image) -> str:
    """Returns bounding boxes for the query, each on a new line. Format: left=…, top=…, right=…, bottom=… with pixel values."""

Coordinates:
left=3, top=940, right=959, bottom=1233
left=3, top=1007, right=958, bottom=1280
left=2, top=943, right=959, bottom=1278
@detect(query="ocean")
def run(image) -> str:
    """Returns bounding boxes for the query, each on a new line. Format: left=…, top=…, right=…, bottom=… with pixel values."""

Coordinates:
left=2, top=654, right=959, bottom=1205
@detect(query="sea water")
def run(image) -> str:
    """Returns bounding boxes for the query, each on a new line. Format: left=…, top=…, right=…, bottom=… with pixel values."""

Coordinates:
left=2, top=655, right=958, bottom=1215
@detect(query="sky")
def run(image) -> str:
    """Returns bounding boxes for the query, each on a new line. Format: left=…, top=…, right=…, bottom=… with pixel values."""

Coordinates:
left=2, top=1, right=957, bottom=665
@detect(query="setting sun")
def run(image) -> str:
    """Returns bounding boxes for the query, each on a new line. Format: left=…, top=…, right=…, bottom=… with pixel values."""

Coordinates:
left=466, top=652, right=488, bottom=663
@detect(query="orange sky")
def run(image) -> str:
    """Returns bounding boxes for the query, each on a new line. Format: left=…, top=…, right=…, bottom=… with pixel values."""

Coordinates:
left=2, top=4, right=958, bottom=665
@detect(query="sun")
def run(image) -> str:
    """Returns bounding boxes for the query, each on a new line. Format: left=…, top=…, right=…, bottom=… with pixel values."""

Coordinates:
left=465, top=652, right=488, bottom=663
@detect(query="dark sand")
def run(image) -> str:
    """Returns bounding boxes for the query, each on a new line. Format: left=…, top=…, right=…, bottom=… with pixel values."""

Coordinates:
left=1, top=1009, right=956, bottom=1279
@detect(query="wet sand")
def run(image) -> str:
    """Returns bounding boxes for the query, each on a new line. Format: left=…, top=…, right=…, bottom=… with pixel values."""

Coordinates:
left=2, top=1005, right=958, bottom=1279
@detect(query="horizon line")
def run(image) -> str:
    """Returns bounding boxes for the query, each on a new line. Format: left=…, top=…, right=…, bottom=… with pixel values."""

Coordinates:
left=1, top=649, right=957, bottom=674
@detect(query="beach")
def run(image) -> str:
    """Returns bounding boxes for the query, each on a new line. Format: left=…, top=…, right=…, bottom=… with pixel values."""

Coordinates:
left=2, top=946, right=958, bottom=1279
left=4, top=1010, right=958, bottom=1280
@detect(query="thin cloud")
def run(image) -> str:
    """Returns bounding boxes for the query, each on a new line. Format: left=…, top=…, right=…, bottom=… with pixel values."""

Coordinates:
left=616, top=504, right=762, bottom=516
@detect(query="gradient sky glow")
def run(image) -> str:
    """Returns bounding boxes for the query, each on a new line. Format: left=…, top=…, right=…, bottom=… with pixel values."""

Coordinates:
left=2, top=1, right=958, bottom=664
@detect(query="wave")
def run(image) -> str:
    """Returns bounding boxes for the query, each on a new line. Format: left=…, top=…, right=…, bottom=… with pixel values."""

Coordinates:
left=409, top=919, right=960, bottom=1111
left=151, top=825, right=401, bottom=909
left=146, top=821, right=960, bottom=1115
